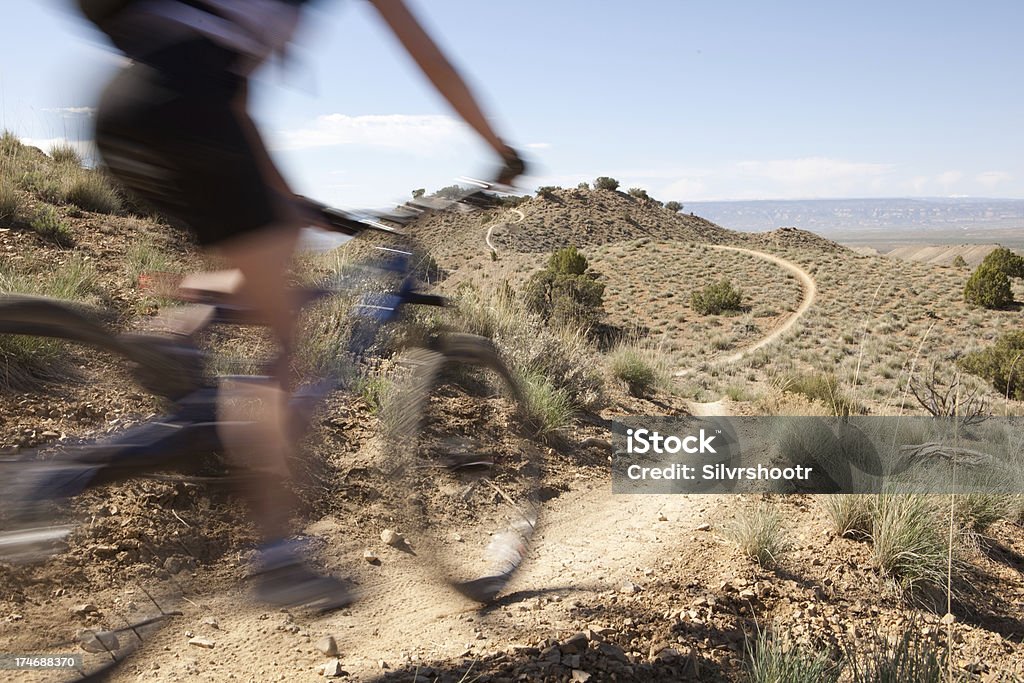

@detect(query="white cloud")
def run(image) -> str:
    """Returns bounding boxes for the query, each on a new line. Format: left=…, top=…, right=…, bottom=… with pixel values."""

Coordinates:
left=936, top=170, right=963, bottom=186
left=622, top=157, right=895, bottom=201
left=976, top=170, right=1011, bottom=187
left=42, top=106, right=96, bottom=116
left=271, top=113, right=467, bottom=153
left=733, top=157, right=894, bottom=186
left=661, top=177, right=708, bottom=199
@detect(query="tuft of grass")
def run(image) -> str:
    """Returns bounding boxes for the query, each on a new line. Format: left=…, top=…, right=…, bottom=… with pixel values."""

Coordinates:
left=125, top=239, right=177, bottom=283
left=354, top=374, right=393, bottom=415
left=0, top=179, right=20, bottom=223
left=28, top=206, right=74, bottom=247
left=952, top=492, right=1012, bottom=535
left=0, top=255, right=99, bottom=387
left=453, top=286, right=604, bottom=410
left=0, top=130, right=21, bottom=156
left=518, top=371, right=576, bottom=439
left=868, top=493, right=955, bottom=598
left=844, top=623, right=945, bottom=683
left=745, top=628, right=840, bottom=683
left=782, top=371, right=861, bottom=416
left=723, top=502, right=791, bottom=567
left=50, top=144, right=82, bottom=166
left=608, top=344, right=665, bottom=397
left=822, top=495, right=873, bottom=539
left=63, top=169, right=122, bottom=214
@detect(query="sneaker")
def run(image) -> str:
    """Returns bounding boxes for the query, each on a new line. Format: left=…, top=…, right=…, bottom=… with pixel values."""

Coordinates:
left=249, top=540, right=355, bottom=611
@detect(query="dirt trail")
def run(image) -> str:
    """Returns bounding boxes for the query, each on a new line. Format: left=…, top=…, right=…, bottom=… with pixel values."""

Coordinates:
left=112, top=477, right=725, bottom=681
left=675, top=245, right=816, bottom=378
left=485, top=208, right=525, bottom=255
left=687, top=398, right=732, bottom=417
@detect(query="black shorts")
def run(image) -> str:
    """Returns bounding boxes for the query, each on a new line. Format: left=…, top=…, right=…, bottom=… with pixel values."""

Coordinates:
left=95, top=38, right=283, bottom=246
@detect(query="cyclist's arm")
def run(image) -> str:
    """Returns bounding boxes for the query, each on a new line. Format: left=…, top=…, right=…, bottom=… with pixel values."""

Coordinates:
left=368, top=0, right=515, bottom=162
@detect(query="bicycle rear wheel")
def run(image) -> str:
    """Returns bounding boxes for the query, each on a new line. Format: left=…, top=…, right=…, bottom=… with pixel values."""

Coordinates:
left=0, top=296, right=190, bottom=681
left=382, top=333, right=542, bottom=603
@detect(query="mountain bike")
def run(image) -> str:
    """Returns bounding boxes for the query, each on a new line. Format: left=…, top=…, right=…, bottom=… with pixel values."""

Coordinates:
left=0, top=180, right=542, bottom=681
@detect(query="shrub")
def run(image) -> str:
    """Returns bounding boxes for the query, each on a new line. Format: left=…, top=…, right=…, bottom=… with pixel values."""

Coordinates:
left=29, top=206, right=73, bottom=246
left=547, top=245, right=587, bottom=275
left=535, top=185, right=559, bottom=200
left=627, top=187, right=651, bottom=201
left=524, top=247, right=605, bottom=327
left=963, top=262, right=1013, bottom=308
left=664, top=200, right=683, bottom=213
left=50, top=144, right=82, bottom=166
left=959, top=330, right=1024, bottom=400
left=981, top=246, right=1024, bottom=278
left=593, top=176, right=619, bottom=191
left=411, top=188, right=425, bottom=198
left=951, top=254, right=967, bottom=268
left=723, top=502, right=790, bottom=567
left=576, top=181, right=590, bottom=191
left=431, top=184, right=467, bottom=199
left=690, top=278, right=743, bottom=315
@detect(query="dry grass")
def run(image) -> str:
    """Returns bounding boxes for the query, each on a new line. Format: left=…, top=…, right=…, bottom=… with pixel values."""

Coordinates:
left=723, top=501, right=791, bottom=567
left=607, top=340, right=670, bottom=397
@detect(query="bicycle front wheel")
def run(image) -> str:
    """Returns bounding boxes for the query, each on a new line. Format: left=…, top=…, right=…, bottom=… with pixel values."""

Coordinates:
left=382, top=333, right=542, bottom=603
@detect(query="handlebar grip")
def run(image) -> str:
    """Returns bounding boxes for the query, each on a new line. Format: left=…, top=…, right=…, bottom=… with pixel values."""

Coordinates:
left=496, top=150, right=527, bottom=186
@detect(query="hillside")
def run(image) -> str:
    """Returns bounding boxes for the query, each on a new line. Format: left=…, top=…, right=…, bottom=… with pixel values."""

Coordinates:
left=409, top=185, right=733, bottom=265
left=2, top=143, right=1024, bottom=681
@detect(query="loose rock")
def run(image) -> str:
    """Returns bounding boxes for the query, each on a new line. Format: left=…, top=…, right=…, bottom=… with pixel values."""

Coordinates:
left=78, top=629, right=119, bottom=654
left=188, top=637, right=215, bottom=649
left=380, top=529, right=403, bottom=547
left=322, top=659, right=346, bottom=677
left=317, top=636, right=339, bottom=656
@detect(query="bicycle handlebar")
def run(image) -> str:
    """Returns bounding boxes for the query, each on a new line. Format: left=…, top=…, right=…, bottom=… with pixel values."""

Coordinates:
left=302, top=154, right=528, bottom=237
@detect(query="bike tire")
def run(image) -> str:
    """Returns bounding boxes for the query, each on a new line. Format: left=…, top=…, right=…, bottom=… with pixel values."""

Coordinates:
left=382, top=333, right=542, bottom=603
left=0, top=296, right=188, bottom=681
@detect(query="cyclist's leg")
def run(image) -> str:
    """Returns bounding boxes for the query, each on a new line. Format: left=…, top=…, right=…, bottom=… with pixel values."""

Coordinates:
left=94, top=38, right=350, bottom=607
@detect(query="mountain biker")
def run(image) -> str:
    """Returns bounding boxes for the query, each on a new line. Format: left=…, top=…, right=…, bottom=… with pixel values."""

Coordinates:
left=80, top=0, right=525, bottom=609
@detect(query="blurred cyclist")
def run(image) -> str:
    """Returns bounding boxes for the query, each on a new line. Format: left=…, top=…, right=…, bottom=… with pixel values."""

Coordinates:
left=79, top=0, right=524, bottom=609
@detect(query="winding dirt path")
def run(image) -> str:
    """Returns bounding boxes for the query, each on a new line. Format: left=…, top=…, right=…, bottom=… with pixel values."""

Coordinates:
left=485, top=208, right=525, bottom=255
left=675, top=245, right=816, bottom=377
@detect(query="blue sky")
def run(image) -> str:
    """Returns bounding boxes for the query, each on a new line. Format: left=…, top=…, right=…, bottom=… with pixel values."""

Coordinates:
left=1, top=0, right=1022, bottom=209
